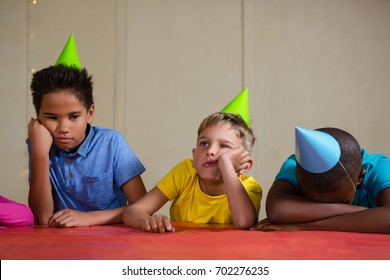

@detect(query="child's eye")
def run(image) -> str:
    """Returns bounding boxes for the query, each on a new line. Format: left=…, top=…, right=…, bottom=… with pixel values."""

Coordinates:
left=46, top=116, right=57, bottom=120
left=199, top=141, right=208, bottom=147
left=70, top=115, right=80, bottom=120
left=220, top=144, right=233, bottom=149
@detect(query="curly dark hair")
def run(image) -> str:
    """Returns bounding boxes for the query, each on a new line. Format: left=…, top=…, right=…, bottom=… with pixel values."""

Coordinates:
left=297, top=127, right=362, bottom=193
left=30, top=64, right=94, bottom=115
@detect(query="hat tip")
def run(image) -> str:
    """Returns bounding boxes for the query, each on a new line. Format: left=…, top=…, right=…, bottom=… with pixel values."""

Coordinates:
left=220, top=88, right=250, bottom=126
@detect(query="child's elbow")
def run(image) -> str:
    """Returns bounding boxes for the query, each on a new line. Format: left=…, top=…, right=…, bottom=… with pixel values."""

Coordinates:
left=123, top=205, right=142, bottom=228
left=233, top=223, right=251, bottom=230
left=34, top=215, right=49, bottom=225
left=266, top=204, right=288, bottom=224
left=29, top=209, right=51, bottom=225
left=122, top=206, right=133, bottom=226
left=233, top=218, right=257, bottom=230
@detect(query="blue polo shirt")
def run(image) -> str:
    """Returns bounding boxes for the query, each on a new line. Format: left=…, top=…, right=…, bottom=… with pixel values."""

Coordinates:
left=275, top=148, right=390, bottom=208
left=27, top=125, right=145, bottom=212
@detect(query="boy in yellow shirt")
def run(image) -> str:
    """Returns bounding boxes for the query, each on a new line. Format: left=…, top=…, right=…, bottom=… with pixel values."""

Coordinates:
left=124, top=90, right=262, bottom=233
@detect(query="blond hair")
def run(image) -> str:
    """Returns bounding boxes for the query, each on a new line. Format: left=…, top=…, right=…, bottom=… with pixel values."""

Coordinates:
left=197, top=112, right=255, bottom=153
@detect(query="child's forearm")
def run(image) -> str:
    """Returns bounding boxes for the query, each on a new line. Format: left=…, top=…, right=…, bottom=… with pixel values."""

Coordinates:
left=123, top=205, right=150, bottom=229
left=295, top=189, right=390, bottom=233
left=85, top=207, right=127, bottom=226
left=266, top=181, right=367, bottom=224
left=221, top=162, right=257, bottom=229
left=293, top=206, right=390, bottom=233
left=47, top=207, right=128, bottom=227
left=226, top=182, right=258, bottom=229
left=266, top=192, right=366, bottom=224
left=28, top=153, right=53, bottom=224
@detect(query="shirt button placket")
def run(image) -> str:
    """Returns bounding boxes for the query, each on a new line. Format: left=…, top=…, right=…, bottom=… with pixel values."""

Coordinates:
left=65, top=158, right=73, bottom=185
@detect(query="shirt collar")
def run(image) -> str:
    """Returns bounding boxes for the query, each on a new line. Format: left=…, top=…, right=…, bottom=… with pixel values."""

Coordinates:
left=53, top=124, right=94, bottom=158
left=75, top=124, right=94, bottom=158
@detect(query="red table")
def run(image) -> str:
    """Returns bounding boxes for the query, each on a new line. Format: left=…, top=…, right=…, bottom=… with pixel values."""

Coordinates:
left=1, top=223, right=389, bottom=260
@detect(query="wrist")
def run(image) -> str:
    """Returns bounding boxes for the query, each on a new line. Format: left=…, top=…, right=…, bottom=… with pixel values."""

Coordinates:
left=31, top=149, right=50, bottom=159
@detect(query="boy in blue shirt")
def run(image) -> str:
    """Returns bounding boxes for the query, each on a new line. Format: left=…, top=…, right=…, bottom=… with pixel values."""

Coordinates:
left=253, top=127, right=390, bottom=234
left=27, top=35, right=146, bottom=227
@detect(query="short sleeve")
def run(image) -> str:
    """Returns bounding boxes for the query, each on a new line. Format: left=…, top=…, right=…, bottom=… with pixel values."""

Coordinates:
left=113, top=132, right=146, bottom=187
left=275, top=155, right=299, bottom=189
left=363, top=152, right=390, bottom=199
left=156, top=159, right=196, bottom=201
left=241, top=176, right=262, bottom=215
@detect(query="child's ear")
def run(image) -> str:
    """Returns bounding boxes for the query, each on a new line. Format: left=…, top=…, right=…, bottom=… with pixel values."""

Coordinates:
left=87, top=104, right=95, bottom=124
left=357, top=168, right=366, bottom=186
left=239, top=158, right=253, bottom=175
left=191, top=148, right=197, bottom=166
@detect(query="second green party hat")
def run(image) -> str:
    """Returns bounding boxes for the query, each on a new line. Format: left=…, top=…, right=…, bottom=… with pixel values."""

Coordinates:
left=221, top=88, right=249, bottom=126
left=55, top=34, right=81, bottom=69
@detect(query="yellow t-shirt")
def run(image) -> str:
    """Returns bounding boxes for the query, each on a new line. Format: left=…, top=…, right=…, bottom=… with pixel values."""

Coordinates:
left=156, top=158, right=262, bottom=224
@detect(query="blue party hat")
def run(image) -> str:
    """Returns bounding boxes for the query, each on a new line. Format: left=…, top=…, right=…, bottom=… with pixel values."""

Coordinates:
left=295, top=126, right=341, bottom=173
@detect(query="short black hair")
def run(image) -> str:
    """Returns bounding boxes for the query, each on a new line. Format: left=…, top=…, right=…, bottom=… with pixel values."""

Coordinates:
left=30, top=64, right=94, bottom=115
left=297, top=127, right=362, bottom=193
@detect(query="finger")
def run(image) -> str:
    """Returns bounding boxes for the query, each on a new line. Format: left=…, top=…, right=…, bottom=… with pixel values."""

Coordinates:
left=28, top=118, right=38, bottom=131
left=260, top=224, right=277, bottom=232
left=50, top=210, right=64, bottom=219
left=249, top=225, right=258, bottom=231
left=250, top=224, right=264, bottom=231
left=54, top=210, right=76, bottom=228
left=257, top=220, right=270, bottom=227
left=250, top=219, right=269, bottom=231
left=141, top=218, right=152, bottom=232
left=51, top=211, right=73, bottom=227
left=162, top=217, right=173, bottom=232
left=148, top=217, right=160, bottom=233
left=31, top=118, right=41, bottom=126
left=156, top=216, right=167, bottom=233
left=48, top=218, right=57, bottom=228
left=48, top=211, right=63, bottom=226
left=237, top=162, right=251, bottom=175
left=57, top=217, right=75, bottom=228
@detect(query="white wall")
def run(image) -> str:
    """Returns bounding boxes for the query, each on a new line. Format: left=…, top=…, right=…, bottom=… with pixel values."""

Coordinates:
left=1, top=0, right=389, bottom=221
left=124, top=0, right=243, bottom=216
left=0, top=0, right=28, bottom=204
left=254, top=0, right=390, bottom=205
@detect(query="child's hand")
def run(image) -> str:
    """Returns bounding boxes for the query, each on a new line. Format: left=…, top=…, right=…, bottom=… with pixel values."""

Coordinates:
left=141, top=214, right=175, bottom=233
left=28, top=118, right=53, bottom=155
left=250, top=218, right=298, bottom=232
left=218, top=147, right=252, bottom=174
left=48, top=209, right=92, bottom=228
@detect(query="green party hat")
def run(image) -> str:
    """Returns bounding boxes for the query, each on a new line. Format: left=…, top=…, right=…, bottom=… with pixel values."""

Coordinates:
left=55, top=34, right=81, bottom=69
left=221, top=88, right=249, bottom=125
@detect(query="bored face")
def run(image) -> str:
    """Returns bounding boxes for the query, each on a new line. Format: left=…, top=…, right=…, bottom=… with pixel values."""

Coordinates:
left=38, top=90, right=94, bottom=151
